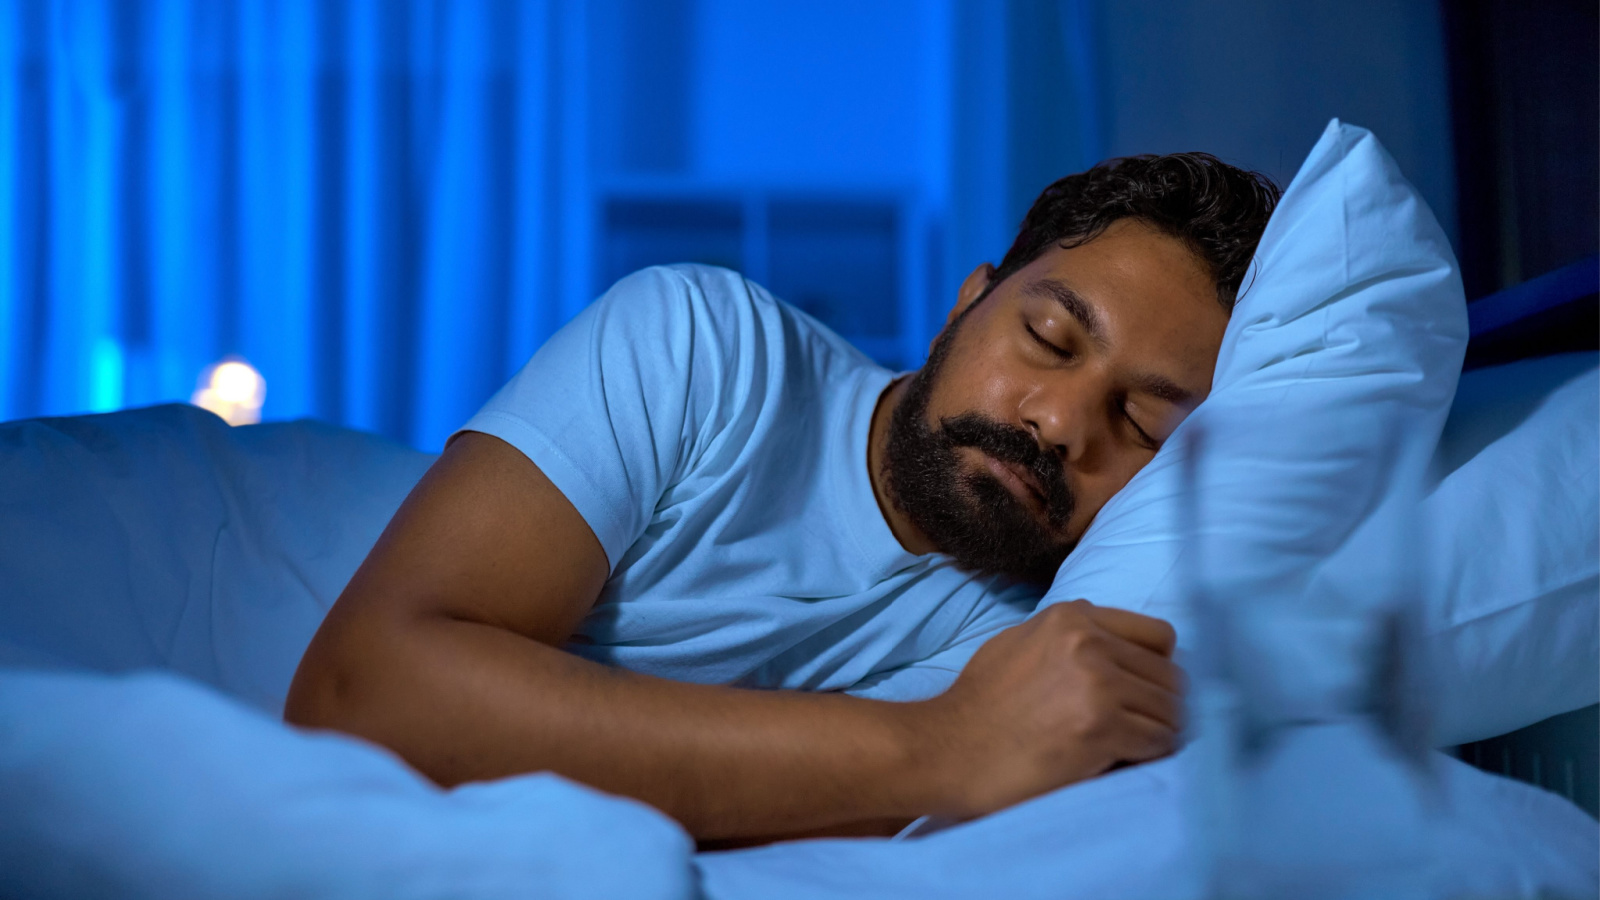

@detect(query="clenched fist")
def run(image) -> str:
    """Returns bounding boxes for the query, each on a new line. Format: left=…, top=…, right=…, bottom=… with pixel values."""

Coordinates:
left=906, top=599, right=1185, bottom=819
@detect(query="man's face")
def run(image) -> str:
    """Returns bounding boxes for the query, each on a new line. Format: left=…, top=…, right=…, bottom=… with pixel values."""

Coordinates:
left=884, top=218, right=1229, bottom=584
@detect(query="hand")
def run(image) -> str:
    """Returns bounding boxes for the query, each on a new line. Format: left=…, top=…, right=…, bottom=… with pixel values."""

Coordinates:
left=912, top=599, right=1185, bottom=819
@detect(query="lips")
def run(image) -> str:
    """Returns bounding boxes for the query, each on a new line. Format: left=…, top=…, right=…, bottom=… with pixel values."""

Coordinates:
left=980, top=453, right=1047, bottom=514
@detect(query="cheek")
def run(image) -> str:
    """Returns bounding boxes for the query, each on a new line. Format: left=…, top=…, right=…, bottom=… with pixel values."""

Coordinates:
left=925, top=337, right=1027, bottom=422
left=1073, top=453, right=1156, bottom=527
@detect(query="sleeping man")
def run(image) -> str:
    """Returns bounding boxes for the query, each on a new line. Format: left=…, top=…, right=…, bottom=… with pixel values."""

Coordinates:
left=285, top=154, right=1281, bottom=843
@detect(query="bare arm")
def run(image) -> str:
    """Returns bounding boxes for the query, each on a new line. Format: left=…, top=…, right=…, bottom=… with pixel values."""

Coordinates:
left=286, top=432, right=1183, bottom=841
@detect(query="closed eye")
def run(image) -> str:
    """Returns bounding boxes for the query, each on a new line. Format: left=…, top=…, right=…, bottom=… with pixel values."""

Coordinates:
left=1121, top=403, right=1159, bottom=450
left=1025, top=322, right=1073, bottom=360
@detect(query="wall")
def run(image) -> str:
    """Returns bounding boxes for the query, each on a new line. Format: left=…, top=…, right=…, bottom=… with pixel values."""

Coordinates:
left=1, top=0, right=1479, bottom=449
left=1093, top=0, right=1458, bottom=247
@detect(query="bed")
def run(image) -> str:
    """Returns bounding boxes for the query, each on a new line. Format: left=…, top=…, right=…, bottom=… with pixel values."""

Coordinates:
left=1, top=315, right=1593, bottom=900
left=0, top=128, right=1595, bottom=897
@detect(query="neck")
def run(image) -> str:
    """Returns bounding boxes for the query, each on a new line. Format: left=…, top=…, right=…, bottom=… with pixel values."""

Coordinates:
left=867, top=375, right=939, bottom=555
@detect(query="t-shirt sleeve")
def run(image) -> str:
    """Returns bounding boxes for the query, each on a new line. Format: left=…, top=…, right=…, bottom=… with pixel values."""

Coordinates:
left=842, top=585, right=1034, bottom=702
left=455, top=265, right=741, bottom=569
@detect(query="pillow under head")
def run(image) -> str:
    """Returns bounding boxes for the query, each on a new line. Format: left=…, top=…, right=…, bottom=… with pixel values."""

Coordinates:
left=1040, top=120, right=1467, bottom=635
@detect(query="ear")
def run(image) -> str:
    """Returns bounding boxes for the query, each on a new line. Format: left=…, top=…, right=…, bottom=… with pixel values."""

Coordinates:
left=951, top=262, right=995, bottom=324
left=930, top=263, right=995, bottom=353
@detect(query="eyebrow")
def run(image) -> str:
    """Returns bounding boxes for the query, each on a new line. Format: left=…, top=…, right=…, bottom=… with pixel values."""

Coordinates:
left=1022, top=278, right=1108, bottom=348
left=1022, top=277, right=1197, bottom=407
left=1130, top=373, right=1196, bottom=407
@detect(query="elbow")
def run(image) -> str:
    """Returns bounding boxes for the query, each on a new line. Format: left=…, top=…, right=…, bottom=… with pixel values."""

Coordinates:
left=282, top=642, right=352, bottom=731
left=281, top=614, right=446, bottom=778
left=282, top=616, right=383, bottom=736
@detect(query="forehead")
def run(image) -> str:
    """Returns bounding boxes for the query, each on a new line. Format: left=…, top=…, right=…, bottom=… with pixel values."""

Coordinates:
left=1005, top=219, right=1227, bottom=381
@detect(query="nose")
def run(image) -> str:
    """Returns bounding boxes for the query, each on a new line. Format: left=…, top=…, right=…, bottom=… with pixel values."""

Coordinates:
left=1017, top=369, right=1113, bottom=468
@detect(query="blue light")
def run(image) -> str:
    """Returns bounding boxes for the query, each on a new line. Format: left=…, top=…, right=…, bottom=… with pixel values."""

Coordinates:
left=0, top=0, right=1461, bottom=450
left=88, top=336, right=122, bottom=412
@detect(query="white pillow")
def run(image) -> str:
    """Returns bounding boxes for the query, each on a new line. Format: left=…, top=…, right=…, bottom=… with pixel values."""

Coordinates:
left=1286, top=350, right=1599, bottom=746
left=1407, top=354, right=1596, bottom=744
left=1039, top=120, right=1467, bottom=636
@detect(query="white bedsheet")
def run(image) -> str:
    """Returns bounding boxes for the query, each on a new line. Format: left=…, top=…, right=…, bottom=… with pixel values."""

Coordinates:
left=698, top=728, right=1599, bottom=900
left=6, top=666, right=1590, bottom=899
left=0, top=669, right=694, bottom=900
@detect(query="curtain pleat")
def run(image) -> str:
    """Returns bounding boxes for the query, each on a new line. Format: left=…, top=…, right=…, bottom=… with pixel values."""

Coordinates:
left=1, top=0, right=559, bottom=450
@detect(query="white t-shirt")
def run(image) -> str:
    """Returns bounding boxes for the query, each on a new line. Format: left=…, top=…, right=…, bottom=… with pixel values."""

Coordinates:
left=458, top=264, right=1036, bottom=698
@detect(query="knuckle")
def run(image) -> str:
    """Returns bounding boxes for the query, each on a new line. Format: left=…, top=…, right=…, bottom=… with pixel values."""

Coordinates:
left=1081, top=662, right=1115, bottom=692
left=1075, top=700, right=1117, bottom=738
left=1060, top=628, right=1099, bottom=657
left=1049, top=599, right=1090, bottom=622
left=1039, top=602, right=1078, bottom=628
left=1153, top=618, right=1177, bottom=646
left=1072, top=714, right=1107, bottom=743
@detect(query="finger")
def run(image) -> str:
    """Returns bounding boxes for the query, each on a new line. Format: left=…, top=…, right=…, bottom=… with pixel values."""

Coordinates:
left=1111, top=709, right=1180, bottom=764
left=1113, top=671, right=1186, bottom=732
left=1085, top=605, right=1177, bottom=656
left=1104, top=637, right=1186, bottom=696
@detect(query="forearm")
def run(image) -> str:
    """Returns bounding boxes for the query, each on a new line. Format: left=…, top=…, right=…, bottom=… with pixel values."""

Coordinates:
left=286, top=612, right=949, bottom=840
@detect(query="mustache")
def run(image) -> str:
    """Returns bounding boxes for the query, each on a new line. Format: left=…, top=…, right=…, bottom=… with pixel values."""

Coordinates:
left=938, top=413, right=1074, bottom=528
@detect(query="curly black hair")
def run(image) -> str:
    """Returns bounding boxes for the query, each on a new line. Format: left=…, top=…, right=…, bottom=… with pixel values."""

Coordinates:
left=991, top=153, right=1282, bottom=312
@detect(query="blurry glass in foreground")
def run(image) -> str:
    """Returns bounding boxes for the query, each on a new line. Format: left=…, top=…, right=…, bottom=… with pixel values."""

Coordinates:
left=191, top=358, right=267, bottom=426
left=1180, top=423, right=1441, bottom=900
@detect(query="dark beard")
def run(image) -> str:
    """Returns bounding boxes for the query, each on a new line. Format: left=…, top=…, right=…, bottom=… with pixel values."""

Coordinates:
left=882, top=316, right=1077, bottom=586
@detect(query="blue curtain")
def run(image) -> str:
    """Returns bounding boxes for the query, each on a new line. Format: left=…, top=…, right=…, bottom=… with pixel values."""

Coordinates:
left=2, top=0, right=1112, bottom=450
left=1, top=0, right=561, bottom=450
